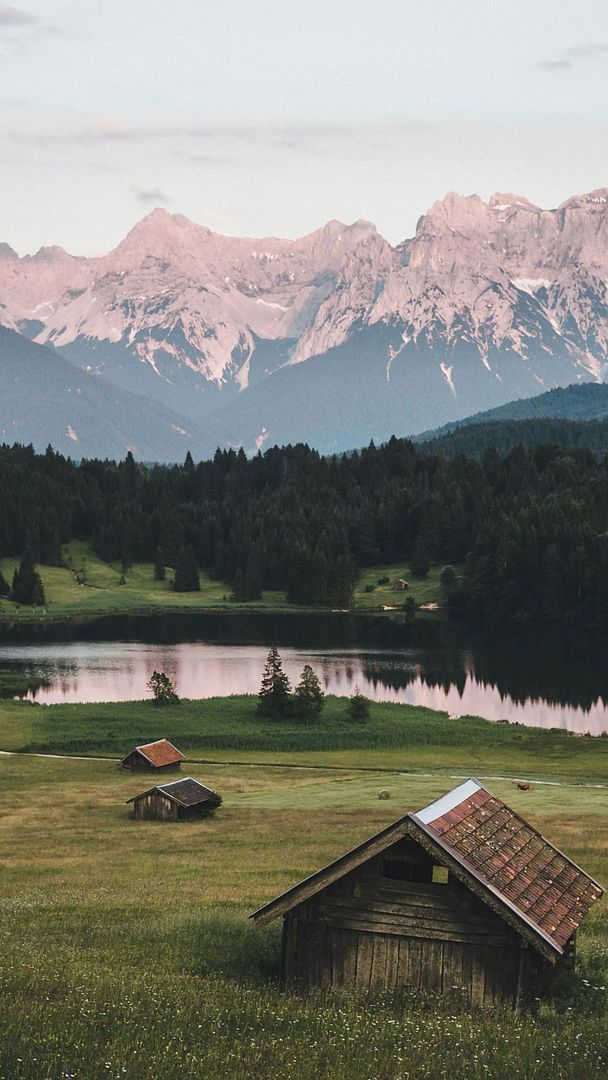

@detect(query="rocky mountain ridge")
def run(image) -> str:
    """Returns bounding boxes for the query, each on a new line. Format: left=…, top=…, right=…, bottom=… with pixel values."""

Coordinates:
left=1, top=188, right=608, bottom=456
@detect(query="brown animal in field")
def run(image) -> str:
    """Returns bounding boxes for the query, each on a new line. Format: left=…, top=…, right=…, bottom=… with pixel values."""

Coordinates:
left=516, top=782, right=532, bottom=791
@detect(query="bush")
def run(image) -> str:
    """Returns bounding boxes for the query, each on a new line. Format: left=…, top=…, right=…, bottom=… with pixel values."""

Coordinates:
left=147, top=670, right=179, bottom=705
left=347, top=686, right=370, bottom=722
left=440, top=565, right=457, bottom=592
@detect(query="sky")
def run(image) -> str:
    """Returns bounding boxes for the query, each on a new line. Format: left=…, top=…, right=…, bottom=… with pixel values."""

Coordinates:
left=1, top=0, right=608, bottom=254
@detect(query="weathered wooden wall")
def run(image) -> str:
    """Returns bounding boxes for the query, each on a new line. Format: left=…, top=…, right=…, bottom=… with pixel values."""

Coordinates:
left=281, top=838, right=560, bottom=1006
left=133, top=792, right=178, bottom=820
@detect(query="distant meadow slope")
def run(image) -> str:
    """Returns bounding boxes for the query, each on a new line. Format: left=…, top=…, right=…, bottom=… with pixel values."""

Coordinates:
left=2, top=436, right=608, bottom=628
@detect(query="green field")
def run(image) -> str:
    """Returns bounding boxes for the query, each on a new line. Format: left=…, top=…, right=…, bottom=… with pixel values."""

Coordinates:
left=0, top=731, right=606, bottom=1080
left=353, top=563, right=457, bottom=610
left=0, top=543, right=450, bottom=620
left=0, top=541, right=286, bottom=618
left=1, top=694, right=607, bottom=782
left=1, top=697, right=606, bottom=1078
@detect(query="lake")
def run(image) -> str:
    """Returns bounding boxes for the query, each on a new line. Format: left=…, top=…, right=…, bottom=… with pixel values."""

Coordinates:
left=2, top=630, right=608, bottom=734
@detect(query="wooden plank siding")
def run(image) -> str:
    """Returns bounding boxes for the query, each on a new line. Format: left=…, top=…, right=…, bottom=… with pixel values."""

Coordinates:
left=280, top=842, right=549, bottom=1006
left=132, top=792, right=178, bottom=821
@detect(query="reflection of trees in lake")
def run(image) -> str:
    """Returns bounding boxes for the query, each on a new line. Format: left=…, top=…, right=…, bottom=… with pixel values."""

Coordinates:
left=358, top=630, right=608, bottom=713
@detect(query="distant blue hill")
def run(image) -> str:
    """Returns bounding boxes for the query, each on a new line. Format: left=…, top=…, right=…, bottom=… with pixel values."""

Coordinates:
left=415, top=383, right=608, bottom=457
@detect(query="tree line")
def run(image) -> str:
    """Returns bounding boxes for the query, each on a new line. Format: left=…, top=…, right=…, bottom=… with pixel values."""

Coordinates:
left=2, top=437, right=608, bottom=626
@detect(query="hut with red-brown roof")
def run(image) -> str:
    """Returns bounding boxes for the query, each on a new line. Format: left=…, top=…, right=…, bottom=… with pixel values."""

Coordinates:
left=119, top=738, right=184, bottom=772
left=251, top=779, right=604, bottom=1007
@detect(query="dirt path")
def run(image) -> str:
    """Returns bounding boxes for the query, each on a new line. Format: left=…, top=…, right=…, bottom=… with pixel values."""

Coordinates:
left=1, top=747, right=605, bottom=788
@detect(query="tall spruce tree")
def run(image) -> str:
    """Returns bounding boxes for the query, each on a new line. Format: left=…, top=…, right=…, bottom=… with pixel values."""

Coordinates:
left=173, top=545, right=200, bottom=592
left=153, top=547, right=166, bottom=582
left=293, top=664, right=324, bottom=723
left=0, top=568, right=9, bottom=598
left=11, top=547, right=45, bottom=606
left=410, top=535, right=430, bottom=578
left=258, top=647, right=291, bottom=718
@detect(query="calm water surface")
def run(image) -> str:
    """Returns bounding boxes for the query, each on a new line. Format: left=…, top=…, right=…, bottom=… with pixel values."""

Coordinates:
left=2, top=639, right=608, bottom=734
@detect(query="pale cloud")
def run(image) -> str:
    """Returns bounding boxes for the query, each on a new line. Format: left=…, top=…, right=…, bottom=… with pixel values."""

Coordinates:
left=134, top=188, right=172, bottom=205
left=566, top=42, right=608, bottom=59
left=17, top=116, right=432, bottom=155
left=538, top=60, right=573, bottom=71
left=0, top=5, right=36, bottom=25
left=539, top=41, right=608, bottom=70
left=0, top=116, right=431, bottom=159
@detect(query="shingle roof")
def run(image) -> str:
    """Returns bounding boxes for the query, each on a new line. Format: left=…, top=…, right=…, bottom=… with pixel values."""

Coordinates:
left=127, top=776, right=217, bottom=807
left=135, top=739, right=184, bottom=767
left=251, top=779, right=604, bottom=957
left=411, top=779, right=604, bottom=954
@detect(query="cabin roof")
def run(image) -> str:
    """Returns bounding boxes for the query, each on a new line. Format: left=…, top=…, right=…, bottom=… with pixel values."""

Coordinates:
left=251, top=779, right=604, bottom=958
left=126, top=776, right=217, bottom=807
left=131, top=739, right=185, bottom=767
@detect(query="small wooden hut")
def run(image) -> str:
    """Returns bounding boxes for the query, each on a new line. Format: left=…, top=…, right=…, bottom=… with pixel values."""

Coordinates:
left=251, top=779, right=604, bottom=1006
left=127, top=777, right=222, bottom=821
left=119, top=738, right=184, bottom=772
left=392, top=579, right=408, bottom=591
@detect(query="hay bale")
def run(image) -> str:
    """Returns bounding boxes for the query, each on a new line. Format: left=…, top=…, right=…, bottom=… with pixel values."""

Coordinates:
left=378, top=789, right=391, bottom=800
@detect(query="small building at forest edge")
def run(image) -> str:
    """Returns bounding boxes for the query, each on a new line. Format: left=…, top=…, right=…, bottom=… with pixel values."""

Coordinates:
left=251, top=779, right=604, bottom=1006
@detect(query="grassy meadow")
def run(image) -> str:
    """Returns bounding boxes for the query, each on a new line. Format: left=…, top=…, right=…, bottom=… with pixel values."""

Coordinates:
left=0, top=542, right=450, bottom=620
left=0, top=692, right=607, bottom=1077
left=1, top=693, right=607, bottom=781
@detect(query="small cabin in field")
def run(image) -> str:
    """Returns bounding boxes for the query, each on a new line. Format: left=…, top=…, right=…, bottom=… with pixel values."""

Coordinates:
left=392, top=578, right=408, bottom=591
left=119, top=738, right=184, bottom=772
left=252, top=779, right=604, bottom=1007
left=127, top=777, right=222, bottom=821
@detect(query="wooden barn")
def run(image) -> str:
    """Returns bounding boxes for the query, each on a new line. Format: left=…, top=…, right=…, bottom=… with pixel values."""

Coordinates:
left=252, top=779, right=604, bottom=1006
left=127, top=776, right=222, bottom=821
left=392, top=578, right=408, bottom=591
left=119, top=738, right=184, bottom=772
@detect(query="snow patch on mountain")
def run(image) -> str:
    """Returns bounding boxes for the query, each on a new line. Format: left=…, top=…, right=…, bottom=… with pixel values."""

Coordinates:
left=1, top=191, right=608, bottom=443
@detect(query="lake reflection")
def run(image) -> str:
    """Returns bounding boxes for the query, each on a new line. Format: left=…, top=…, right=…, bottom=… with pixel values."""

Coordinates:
left=1, top=640, right=608, bottom=734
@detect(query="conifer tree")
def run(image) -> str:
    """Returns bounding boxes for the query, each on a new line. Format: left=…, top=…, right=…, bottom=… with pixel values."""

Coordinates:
left=173, top=545, right=200, bottom=592
left=439, top=565, right=457, bottom=593
left=0, top=569, right=9, bottom=598
left=258, top=647, right=291, bottom=718
left=403, top=595, right=417, bottom=621
left=410, top=535, right=430, bottom=578
left=11, top=547, right=45, bottom=606
left=153, top=547, right=166, bottom=582
left=293, top=664, right=324, bottom=723
left=347, top=685, right=370, bottom=722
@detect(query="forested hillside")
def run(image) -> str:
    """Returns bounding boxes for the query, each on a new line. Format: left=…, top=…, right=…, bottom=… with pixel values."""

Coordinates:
left=2, top=438, right=608, bottom=626
left=419, top=417, right=608, bottom=458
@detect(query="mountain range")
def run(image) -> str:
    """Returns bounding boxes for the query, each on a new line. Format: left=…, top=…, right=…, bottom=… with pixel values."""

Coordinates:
left=2, top=188, right=608, bottom=460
